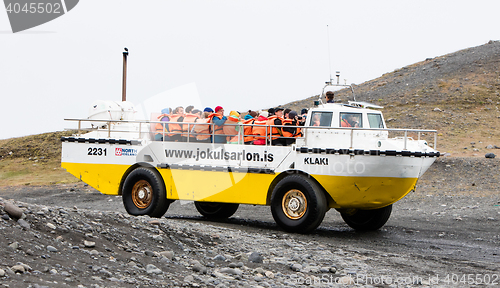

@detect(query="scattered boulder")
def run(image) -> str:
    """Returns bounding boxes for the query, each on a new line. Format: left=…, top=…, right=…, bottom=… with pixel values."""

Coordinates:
left=485, top=153, right=496, bottom=158
left=159, top=250, right=174, bottom=260
left=192, top=263, right=207, bottom=274
left=17, top=219, right=30, bottom=229
left=248, top=251, right=264, bottom=263
left=84, top=240, right=96, bottom=248
left=47, top=245, right=58, bottom=253
left=213, top=254, right=226, bottom=261
left=146, top=264, right=162, bottom=274
left=10, top=265, right=25, bottom=274
left=2, top=201, right=23, bottom=219
left=8, top=242, right=19, bottom=250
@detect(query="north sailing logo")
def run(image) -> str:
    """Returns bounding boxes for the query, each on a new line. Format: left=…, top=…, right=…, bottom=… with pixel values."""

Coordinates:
left=3, top=0, right=79, bottom=33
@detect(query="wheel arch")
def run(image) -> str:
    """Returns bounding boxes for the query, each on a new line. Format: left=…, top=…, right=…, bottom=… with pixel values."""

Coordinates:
left=118, top=162, right=163, bottom=196
left=266, top=170, right=333, bottom=206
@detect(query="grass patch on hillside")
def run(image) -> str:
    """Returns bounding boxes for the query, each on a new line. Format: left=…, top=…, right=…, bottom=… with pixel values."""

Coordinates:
left=0, top=131, right=80, bottom=186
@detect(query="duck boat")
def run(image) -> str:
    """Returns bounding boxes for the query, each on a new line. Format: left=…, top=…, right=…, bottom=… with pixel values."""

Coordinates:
left=61, top=82, right=440, bottom=233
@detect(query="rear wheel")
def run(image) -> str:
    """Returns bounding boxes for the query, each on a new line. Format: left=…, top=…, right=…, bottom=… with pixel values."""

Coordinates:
left=340, top=205, right=392, bottom=231
left=194, top=202, right=239, bottom=219
left=122, top=167, right=169, bottom=218
left=270, top=175, right=327, bottom=233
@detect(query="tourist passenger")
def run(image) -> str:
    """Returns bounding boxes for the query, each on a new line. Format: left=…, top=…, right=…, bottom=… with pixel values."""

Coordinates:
left=168, top=107, right=185, bottom=141
left=297, top=109, right=307, bottom=126
left=341, top=114, right=360, bottom=128
left=282, top=110, right=301, bottom=145
left=242, top=110, right=258, bottom=144
left=154, top=108, right=171, bottom=141
left=192, top=109, right=202, bottom=118
left=252, top=111, right=269, bottom=145
left=224, top=111, right=242, bottom=144
left=268, top=108, right=275, bottom=117
left=244, top=110, right=257, bottom=120
left=301, top=108, right=308, bottom=120
left=267, top=107, right=285, bottom=145
left=312, top=114, right=321, bottom=126
left=173, top=106, right=184, bottom=115
left=193, top=114, right=212, bottom=143
left=181, top=108, right=201, bottom=142
left=283, top=108, right=291, bottom=120
left=211, top=106, right=227, bottom=143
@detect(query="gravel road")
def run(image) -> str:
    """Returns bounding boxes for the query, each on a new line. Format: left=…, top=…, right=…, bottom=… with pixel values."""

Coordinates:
left=0, top=157, right=499, bottom=287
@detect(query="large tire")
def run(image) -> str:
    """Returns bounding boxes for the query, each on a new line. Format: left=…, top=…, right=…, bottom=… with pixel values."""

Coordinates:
left=194, top=202, right=239, bottom=219
left=270, top=175, right=327, bottom=233
left=122, top=167, right=169, bottom=218
left=340, top=205, right=392, bottom=231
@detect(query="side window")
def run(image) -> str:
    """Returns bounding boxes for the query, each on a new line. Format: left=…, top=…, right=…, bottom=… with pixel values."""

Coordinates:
left=368, top=113, right=384, bottom=128
left=310, top=112, right=333, bottom=127
left=339, top=113, right=362, bottom=128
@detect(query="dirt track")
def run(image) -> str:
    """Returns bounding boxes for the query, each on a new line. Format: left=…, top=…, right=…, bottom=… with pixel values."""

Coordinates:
left=0, top=157, right=499, bottom=287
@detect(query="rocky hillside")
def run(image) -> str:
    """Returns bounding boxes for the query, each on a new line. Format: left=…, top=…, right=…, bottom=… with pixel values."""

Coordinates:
left=282, top=40, right=500, bottom=156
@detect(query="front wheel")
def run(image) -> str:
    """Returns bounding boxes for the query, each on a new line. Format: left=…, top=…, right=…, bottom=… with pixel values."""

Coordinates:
left=194, top=202, right=239, bottom=219
left=122, top=167, right=170, bottom=218
left=270, top=175, right=327, bottom=233
left=340, top=205, right=392, bottom=231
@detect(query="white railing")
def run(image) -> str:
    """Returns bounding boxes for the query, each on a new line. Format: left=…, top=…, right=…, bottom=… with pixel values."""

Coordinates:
left=64, top=118, right=438, bottom=150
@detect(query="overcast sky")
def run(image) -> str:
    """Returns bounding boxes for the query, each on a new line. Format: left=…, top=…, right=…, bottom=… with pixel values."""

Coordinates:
left=1, top=0, right=499, bottom=139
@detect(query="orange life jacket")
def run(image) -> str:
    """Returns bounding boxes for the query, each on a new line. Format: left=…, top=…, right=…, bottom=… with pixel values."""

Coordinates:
left=242, top=118, right=255, bottom=142
left=341, top=119, right=351, bottom=127
left=281, top=119, right=295, bottom=138
left=252, top=118, right=270, bottom=141
left=210, top=113, right=225, bottom=135
left=181, top=113, right=200, bottom=138
left=223, top=117, right=241, bottom=143
left=266, top=116, right=284, bottom=140
left=155, top=114, right=170, bottom=134
left=193, top=118, right=212, bottom=140
left=167, top=114, right=184, bottom=137
left=295, top=127, right=302, bottom=138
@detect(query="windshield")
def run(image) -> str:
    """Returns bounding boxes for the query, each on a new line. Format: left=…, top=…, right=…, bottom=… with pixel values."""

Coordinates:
left=368, top=113, right=384, bottom=128
left=310, top=112, right=333, bottom=127
left=340, top=113, right=362, bottom=128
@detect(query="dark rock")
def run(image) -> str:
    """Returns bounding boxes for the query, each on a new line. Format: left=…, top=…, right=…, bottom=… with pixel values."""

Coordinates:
left=248, top=252, right=264, bottom=263
left=17, top=219, right=30, bottom=229
left=485, top=153, right=496, bottom=158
